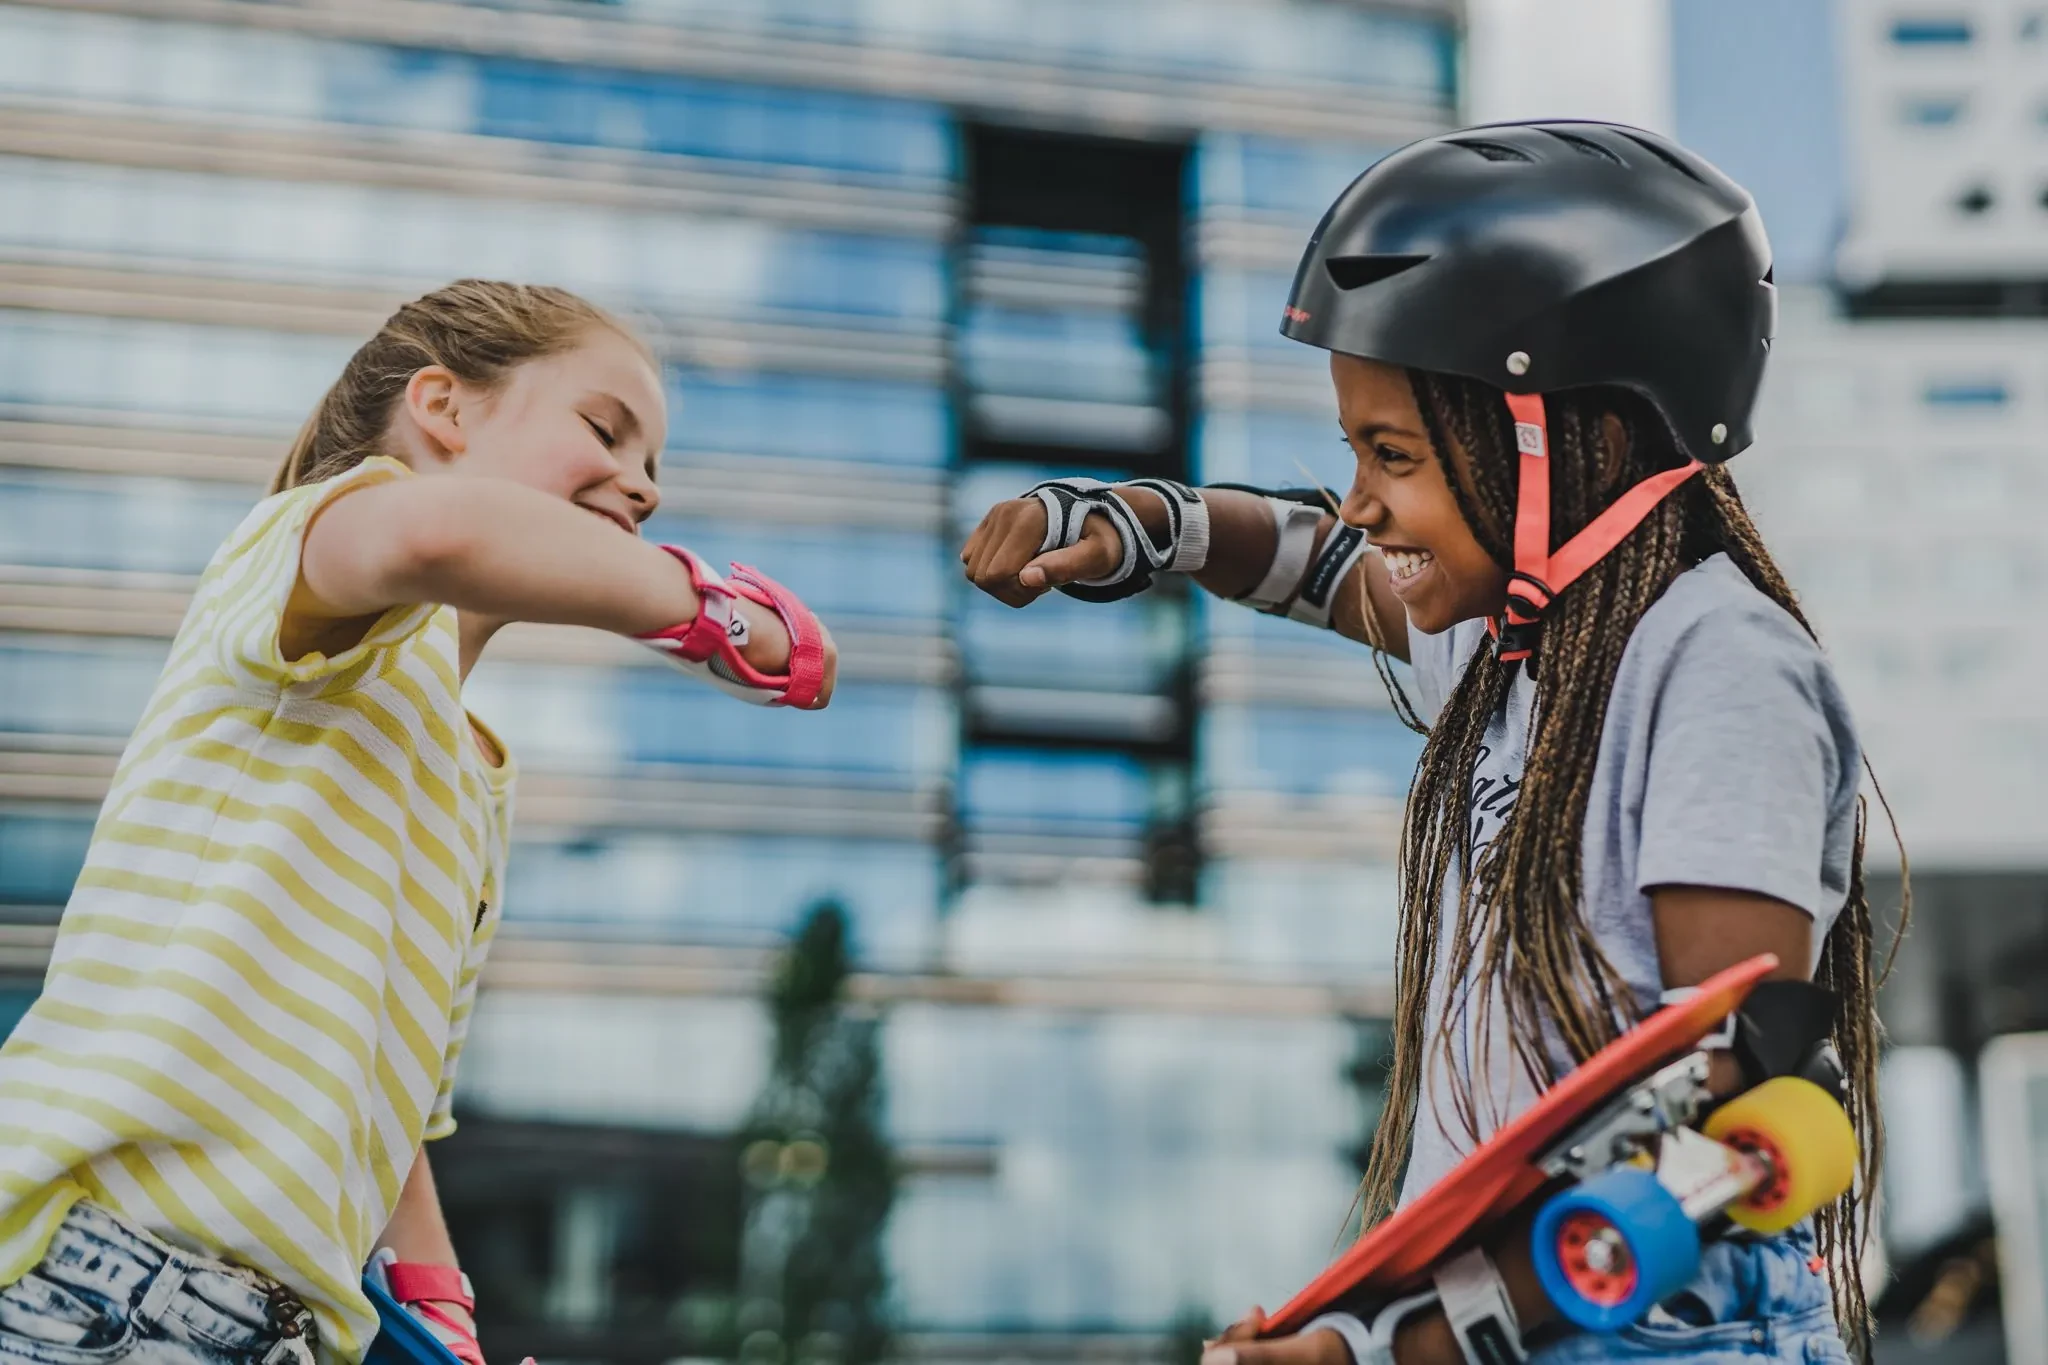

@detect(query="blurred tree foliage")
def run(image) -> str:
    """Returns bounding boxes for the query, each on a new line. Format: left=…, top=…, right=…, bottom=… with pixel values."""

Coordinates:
left=735, top=902, right=898, bottom=1365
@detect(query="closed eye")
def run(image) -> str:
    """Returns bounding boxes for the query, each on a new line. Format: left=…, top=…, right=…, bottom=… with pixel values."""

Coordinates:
left=584, top=415, right=617, bottom=449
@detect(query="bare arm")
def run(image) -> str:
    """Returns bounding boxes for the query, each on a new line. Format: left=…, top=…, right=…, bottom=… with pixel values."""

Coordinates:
left=286, top=476, right=832, bottom=697
left=376, top=1148, right=473, bottom=1337
left=959, top=483, right=1410, bottom=662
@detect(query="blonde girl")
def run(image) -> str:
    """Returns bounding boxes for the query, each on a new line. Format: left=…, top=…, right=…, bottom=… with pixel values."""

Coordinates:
left=0, top=281, right=833, bottom=1365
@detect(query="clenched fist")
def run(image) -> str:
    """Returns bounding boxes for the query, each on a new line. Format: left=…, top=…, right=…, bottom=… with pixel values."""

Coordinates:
left=958, top=496, right=1123, bottom=608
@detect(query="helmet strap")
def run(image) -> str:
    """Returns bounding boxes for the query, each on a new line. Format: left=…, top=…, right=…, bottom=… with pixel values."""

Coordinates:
left=1488, top=391, right=1704, bottom=663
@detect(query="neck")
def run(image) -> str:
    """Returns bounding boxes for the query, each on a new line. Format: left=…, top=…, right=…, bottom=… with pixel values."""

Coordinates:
left=457, top=612, right=503, bottom=681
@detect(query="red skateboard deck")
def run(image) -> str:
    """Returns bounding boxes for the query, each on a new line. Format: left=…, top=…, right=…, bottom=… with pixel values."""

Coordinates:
left=1262, top=953, right=1778, bottom=1336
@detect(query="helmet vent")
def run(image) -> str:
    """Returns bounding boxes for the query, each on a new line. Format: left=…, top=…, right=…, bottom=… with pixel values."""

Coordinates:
left=1450, top=138, right=1535, bottom=163
left=1537, top=128, right=1625, bottom=165
left=1616, top=131, right=1708, bottom=184
left=1325, top=254, right=1430, bottom=291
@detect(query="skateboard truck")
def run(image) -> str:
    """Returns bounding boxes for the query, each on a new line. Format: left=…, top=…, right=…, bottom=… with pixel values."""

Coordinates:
left=1526, top=1045, right=1852, bottom=1332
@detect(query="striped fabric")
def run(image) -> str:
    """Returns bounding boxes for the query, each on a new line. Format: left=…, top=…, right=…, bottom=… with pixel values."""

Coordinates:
left=0, top=457, right=515, bottom=1363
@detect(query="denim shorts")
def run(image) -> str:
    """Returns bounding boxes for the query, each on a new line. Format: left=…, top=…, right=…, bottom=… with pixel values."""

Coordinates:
left=1533, top=1224, right=1852, bottom=1363
left=0, top=1202, right=314, bottom=1365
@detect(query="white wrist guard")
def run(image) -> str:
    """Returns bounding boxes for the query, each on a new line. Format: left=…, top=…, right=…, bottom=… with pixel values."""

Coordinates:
left=1286, top=523, right=1371, bottom=630
left=1434, top=1247, right=1528, bottom=1365
left=1025, top=476, right=1208, bottom=603
left=1298, top=1291, right=1442, bottom=1365
left=1237, top=496, right=1324, bottom=611
left=1125, top=477, right=1211, bottom=573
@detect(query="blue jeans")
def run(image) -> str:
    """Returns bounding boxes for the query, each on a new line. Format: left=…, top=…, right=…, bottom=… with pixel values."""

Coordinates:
left=0, top=1203, right=313, bottom=1365
left=1534, top=1225, right=1851, bottom=1363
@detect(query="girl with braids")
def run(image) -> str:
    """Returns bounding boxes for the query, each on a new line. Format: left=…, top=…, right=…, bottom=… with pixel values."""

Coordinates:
left=962, top=122, right=1895, bottom=1364
left=0, top=281, right=834, bottom=1365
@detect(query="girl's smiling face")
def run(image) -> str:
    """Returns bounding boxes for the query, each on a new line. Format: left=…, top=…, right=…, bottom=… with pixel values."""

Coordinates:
left=395, top=324, right=669, bottom=537
left=1330, top=352, right=1510, bottom=636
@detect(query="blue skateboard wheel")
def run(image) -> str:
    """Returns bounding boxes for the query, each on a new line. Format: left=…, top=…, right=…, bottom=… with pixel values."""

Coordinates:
left=1530, top=1167, right=1701, bottom=1332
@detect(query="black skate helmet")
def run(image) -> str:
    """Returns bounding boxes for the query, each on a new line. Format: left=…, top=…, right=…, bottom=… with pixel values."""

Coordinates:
left=1279, top=120, right=1776, bottom=660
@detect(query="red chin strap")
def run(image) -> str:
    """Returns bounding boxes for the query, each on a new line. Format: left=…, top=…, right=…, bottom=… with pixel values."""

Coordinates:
left=1488, top=391, right=1704, bottom=663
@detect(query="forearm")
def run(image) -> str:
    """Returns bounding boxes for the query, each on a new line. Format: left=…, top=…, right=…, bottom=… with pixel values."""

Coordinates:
left=377, top=1146, right=461, bottom=1267
left=399, top=482, right=703, bottom=636
left=306, top=478, right=792, bottom=671
left=1388, top=1226, right=1557, bottom=1362
left=1115, top=484, right=1408, bottom=660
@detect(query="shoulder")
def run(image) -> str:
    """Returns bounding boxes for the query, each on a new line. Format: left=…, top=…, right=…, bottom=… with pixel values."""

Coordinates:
left=1616, top=554, right=1859, bottom=760
left=1627, top=555, right=1831, bottom=683
left=211, top=456, right=414, bottom=576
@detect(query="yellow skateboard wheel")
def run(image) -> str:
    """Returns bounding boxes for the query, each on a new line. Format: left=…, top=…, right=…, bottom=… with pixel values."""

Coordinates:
left=1702, top=1076, right=1858, bottom=1234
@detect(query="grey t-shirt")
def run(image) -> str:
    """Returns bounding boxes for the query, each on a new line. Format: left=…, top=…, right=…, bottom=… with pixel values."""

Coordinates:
left=1397, top=554, right=1863, bottom=1204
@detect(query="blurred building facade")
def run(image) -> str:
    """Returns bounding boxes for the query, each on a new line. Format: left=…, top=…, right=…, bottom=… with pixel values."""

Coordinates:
left=1670, top=2, right=2048, bottom=1357
left=0, top=2, right=1455, bottom=1359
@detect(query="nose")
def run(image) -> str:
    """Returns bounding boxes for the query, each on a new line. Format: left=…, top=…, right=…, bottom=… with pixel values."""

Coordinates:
left=1338, top=467, right=1384, bottom=531
left=621, top=462, right=661, bottom=520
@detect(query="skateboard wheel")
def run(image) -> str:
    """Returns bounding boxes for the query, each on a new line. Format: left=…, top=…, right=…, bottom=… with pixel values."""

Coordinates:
left=1530, top=1167, right=1700, bottom=1332
left=1702, top=1075, right=1858, bottom=1234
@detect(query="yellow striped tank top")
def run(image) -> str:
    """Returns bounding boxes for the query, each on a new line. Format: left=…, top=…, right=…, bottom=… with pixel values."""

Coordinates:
left=0, top=457, right=514, bottom=1362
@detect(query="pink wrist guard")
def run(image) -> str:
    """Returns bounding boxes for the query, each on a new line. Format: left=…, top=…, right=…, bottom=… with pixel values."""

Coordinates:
left=369, top=1251, right=483, bottom=1365
left=636, top=545, right=827, bottom=709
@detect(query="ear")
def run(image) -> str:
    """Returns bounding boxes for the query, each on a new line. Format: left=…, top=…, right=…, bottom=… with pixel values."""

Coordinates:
left=401, top=366, right=468, bottom=464
left=1599, top=410, right=1630, bottom=493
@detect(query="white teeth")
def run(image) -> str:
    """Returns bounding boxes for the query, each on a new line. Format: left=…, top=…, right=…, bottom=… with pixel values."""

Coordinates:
left=1380, top=549, right=1434, bottom=582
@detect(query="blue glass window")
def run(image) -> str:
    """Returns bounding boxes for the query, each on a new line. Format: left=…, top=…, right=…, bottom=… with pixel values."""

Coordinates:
left=1196, top=269, right=1325, bottom=354
left=1890, top=18, right=1974, bottom=45
left=1194, top=409, right=1351, bottom=488
left=1924, top=380, right=2009, bottom=407
left=0, top=473, right=253, bottom=576
left=1899, top=96, right=1967, bottom=126
left=959, top=749, right=1153, bottom=832
left=0, top=311, right=349, bottom=424
left=0, top=639, right=168, bottom=738
left=464, top=58, right=952, bottom=180
left=0, top=814, right=94, bottom=908
left=1195, top=134, right=1390, bottom=221
left=0, top=11, right=955, bottom=184
left=0, top=158, right=946, bottom=322
left=1201, top=704, right=1424, bottom=799
left=614, top=678, right=946, bottom=774
left=637, top=519, right=946, bottom=625
left=463, top=661, right=953, bottom=779
left=506, top=832, right=940, bottom=967
left=668, top=371, right=949, bottom=466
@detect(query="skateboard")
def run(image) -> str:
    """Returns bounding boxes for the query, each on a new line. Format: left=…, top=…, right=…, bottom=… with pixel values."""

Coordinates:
left=1262, top=953, right=1857, bottom=1336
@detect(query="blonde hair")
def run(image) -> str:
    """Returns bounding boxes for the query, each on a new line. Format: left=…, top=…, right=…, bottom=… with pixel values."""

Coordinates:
left=272, top=279, right=654, bottom=494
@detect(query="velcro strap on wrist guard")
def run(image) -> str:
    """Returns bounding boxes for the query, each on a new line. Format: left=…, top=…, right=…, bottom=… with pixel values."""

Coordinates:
left=1434, top=1247, right=1527, bottom=1365
left=1123, top=477, right=1211, bottom=573
left=1286, top=523, right=1371, bottom=630
left=1238, top=497, right=1324, bottom=610
left=1026, top=477, right=1155, bottom=603
left=367, top=1248, right=483, bottom=1365
left=1298, top=1290, right=1442, bottom=1365
left=636, top=546, right=826, bottom=708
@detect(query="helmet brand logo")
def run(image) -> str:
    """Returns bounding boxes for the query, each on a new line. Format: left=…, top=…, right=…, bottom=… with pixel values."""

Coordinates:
left=1282, top=305, right=1312, bottom=323
left=1514, top=421, right=1547, bottom=457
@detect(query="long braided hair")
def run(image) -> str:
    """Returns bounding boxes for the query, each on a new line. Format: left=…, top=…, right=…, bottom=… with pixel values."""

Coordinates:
left=1352, top=370, right=1897, bottom=1354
